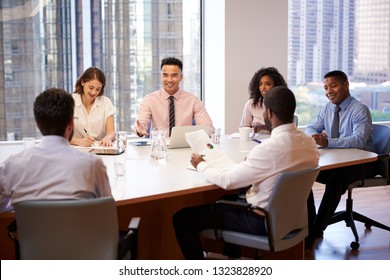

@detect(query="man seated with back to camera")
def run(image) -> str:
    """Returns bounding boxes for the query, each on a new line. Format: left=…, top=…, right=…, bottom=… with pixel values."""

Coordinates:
left=172, top=86, right=319, bottom=259
left=304, top=70, right=376, bottom=249
left=0, top=87, right=111, bottom=213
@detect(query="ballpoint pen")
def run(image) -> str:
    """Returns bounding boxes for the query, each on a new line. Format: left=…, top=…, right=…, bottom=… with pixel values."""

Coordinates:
left=251, top=138, right=262, bottom=144
left=84, top=128, right=89, bottom=135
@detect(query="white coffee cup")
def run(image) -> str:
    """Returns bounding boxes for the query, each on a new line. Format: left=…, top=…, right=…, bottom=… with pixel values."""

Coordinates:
left=239, top=127, right=251, bottom=141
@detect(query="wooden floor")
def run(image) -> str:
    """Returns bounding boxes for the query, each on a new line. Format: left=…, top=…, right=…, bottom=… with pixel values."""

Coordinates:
left=305, top=183, right=390, bottom=260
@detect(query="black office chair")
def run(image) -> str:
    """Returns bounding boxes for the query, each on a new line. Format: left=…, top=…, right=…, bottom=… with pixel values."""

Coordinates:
left=329, top=124, right=390, bottom=250
left=202, top=167, right=320, bottom=257
left=9, top=197, right=140, bottom=259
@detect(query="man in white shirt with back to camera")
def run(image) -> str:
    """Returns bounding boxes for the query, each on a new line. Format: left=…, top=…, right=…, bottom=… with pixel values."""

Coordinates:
left=0, top=88, right=112, bottom=213
left=172, top=86, right=320, bottom=259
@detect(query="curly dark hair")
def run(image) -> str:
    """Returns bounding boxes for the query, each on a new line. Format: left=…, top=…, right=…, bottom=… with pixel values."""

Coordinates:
left=248, top=67, right=287, bottom=108
left=74, top=66, right=106, bottom=96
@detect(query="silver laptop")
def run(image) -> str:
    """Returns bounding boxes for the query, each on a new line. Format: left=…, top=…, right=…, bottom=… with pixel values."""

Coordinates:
left=169, top=125, right=209, bottom=149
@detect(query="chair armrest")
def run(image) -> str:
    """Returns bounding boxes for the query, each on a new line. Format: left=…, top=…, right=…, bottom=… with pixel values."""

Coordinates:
left=215, top=199, right=252, bottom=209
left=6, top=219, right=20, bottom=259
left=128, top=217, right=140, bottom=230
left=377, top=154, right=390, bottom=182
left=216, top=199, right=268, bottom=216
left=210, top=200, right=268, bottom=240
left=118, top=217, right=140, bottom=260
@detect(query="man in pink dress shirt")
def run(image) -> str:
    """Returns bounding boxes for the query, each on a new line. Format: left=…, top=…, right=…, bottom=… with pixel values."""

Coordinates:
left=135, top=57, right=213, bottom=137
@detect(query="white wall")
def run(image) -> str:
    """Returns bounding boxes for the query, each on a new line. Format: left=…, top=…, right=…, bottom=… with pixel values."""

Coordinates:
left=204, top=0, right=288, bottom=134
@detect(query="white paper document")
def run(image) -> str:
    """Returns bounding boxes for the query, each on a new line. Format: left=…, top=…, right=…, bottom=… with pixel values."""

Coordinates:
left=185, top=130, right=237, bottom=170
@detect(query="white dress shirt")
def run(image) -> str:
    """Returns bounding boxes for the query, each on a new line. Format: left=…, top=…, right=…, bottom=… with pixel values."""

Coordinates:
left=72, top=94, right=116, bottom=140
left=0, top=136, right=112, bottom=213
left=197, top=123, right=320, bottom=208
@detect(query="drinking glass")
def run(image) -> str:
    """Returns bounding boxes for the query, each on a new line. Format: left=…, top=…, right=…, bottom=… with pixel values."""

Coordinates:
left=23, top=137, right=35, bottom=150
left=211, top=128, right=221, bottom=144
left=114, top=155, right=126, bottom=177
left=117, top=131, right=127, bottom=150
left=150, top=128, right=167, bottom=160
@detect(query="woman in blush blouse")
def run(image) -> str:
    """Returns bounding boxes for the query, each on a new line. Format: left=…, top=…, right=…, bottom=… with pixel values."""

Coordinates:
left=71, top=67, right=116, bottom=147
left=240, top=67, right=287, bottom=133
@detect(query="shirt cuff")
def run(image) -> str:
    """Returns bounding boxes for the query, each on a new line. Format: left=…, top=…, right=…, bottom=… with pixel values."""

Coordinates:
left=196, top=161, right=208, bottom=173
left=327, top=138, right=334, bottom=148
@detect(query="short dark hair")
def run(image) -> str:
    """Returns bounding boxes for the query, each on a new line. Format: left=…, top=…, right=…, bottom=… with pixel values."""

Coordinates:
left=34, top=88, right=74, bottom=136
left=264, top=86, right=296, bottom=123
left=324, top=70, right=348, bottom=83
left=161, top=57, right=183, bottom=71
left=249, top=67, right=287, bottom=108
left=74, top=66, right=106, bottom=96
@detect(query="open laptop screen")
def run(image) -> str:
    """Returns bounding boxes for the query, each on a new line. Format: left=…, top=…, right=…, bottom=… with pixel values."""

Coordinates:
left=168, top=125, right=209, bottom=149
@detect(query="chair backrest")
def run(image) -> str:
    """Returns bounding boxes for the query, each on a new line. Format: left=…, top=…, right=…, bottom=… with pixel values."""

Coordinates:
left=370, top=124, right=390, bottom=182
left=14, top=197, right=119, bottom=260
left=372, top=124, right=390, bottom=155
left=265, top=166, right=320, bottom=246
left=293, top=115, right=298, bottom=127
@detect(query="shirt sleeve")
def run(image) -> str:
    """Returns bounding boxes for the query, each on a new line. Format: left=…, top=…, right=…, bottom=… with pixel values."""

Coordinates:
left=305, top=107, right=326, bottom=135
left=0, top=160, right=12, bottom=213
left=134, top=95, right=152, bottom=131
left=196, top=145, right=275, bottom=190
left=93, top=158, right=112, bottom=197
left=104, top=96, right=116, bottom=118
left=240, top=100, right=253, bottom=127
left=192, top=97, right=213, bottom=128
left=327, top=105, right=372, bottom=149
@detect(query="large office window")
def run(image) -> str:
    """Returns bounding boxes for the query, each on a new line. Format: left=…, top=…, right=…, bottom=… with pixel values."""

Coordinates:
left=289, top=0, right=390, bottom=126
left=0, top=0, right=201, bottom=140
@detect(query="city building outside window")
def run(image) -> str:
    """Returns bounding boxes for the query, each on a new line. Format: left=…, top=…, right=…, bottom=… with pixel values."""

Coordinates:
left=0, top=0, right=201, bottom=140
left=289, top=0, right=390, bottom=126
left=0, top=0, right=389, bottom=140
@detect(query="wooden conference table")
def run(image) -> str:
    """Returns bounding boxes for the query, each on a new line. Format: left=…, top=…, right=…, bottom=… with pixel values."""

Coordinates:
left=0, top=134, right=378, bottom=260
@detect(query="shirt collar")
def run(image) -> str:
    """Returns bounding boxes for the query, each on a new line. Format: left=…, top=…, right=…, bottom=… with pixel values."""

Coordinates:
left=74, top=93, right=102, bottom=108
left=161, top=88, right=181, bottom=100
left=337, top=95, right=353, bottom=111
left=74, top=94, right=83, bottom=107
left=270, top=123, right=296, bottom=137
left=39, top=135, right=70, bottom=148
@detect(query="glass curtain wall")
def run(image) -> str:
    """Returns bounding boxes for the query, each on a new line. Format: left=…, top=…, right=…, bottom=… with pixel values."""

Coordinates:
left=288, top=0, right=390, bottom=125
left=0, top=0, right=201, bottom=140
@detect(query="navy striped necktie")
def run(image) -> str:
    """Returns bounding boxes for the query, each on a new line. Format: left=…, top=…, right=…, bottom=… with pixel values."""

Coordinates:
left=331, top=105, right=341, bottom=138
left=169, top=96, right=175, bottom=136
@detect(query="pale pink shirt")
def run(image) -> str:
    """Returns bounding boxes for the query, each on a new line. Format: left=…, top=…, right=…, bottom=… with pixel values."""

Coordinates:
left=240, top=99, right=265, bottom=127
left=135, top=88, right=213, bottom=135
left=72, top=94, right=116, bottom=140
left=196, top=124, right=319, bottom=208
